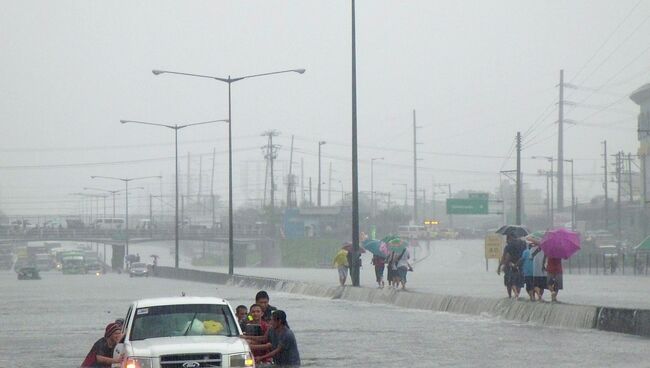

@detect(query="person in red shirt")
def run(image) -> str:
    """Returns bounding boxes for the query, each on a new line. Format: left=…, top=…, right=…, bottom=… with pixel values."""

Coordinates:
left=243, top=304, right=272, bottom=364
left=543, top=256, right=563, bottom=302
left=80, top=322, right=124, bottom=368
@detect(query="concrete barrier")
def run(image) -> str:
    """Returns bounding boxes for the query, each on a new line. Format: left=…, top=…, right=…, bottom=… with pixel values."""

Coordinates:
left=153, top=266, right=648, bottom=338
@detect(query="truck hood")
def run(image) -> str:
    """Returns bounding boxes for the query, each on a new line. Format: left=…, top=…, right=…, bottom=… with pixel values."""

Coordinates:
left=128, top=336, right=248, bottom=357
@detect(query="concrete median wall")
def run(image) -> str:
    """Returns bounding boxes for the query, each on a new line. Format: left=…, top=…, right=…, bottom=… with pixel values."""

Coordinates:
left=153, top=266, right=649, bottom=338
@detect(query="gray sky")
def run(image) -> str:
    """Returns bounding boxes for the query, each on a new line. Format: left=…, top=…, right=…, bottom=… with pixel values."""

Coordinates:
left=1, top=0, right=649, bottom=216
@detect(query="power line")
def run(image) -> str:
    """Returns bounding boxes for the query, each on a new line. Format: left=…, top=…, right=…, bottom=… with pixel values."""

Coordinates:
left=0, top=146, right=260, bottom=170
left=568, top=0, right=645, bottom=85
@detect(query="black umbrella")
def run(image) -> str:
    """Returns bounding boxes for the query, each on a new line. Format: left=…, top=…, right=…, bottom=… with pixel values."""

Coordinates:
left=495, top=225, right=529, bottom=238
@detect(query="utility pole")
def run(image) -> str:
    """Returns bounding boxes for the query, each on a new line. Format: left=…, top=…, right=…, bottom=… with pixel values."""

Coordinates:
left=603, top=140, right=609, bottom=228
left=270, top=135, right=277, bottom=212
left=186, top=152, right=191, bottom=198
left=628, top=153, right=634, bottom=202
left=211, top=148, right=216, bottom=229
left=328, top=161, right=332, bottom=206
left=286, top=135, right=296, bottom=208
left=198, top=154, right=203, bottom=204
left=309, top=177, right=313, bottom=206
left=413, top=109, right=419, bottom=224
left=300, top=157, right=305, bottom=206
left=261, top=130, right=280, bottom=212
left=149, top=194, right=153, bottom=237
left=318, top=141, right=326, bottom=207
left=616, top=151, right=622, bottom=238
left=516, top=132, right=522, bottom=225
left=557, top=69, right=565, bottom=210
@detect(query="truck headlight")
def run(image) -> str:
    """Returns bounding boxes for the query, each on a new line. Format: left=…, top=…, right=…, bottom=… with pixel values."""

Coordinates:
left=123, top=357, right=153, bottom=368
left=229, top=352, right=255, bottom=367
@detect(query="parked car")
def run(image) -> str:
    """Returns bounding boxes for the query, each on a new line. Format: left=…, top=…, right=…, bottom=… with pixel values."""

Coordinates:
left=129, top=262, right=149, bottom=277
left=114, top=296, right=253, bottom=368
left=17, top=266, right=41, bottom=280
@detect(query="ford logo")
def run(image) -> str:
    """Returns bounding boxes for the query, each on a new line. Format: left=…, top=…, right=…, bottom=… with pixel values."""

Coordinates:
left=182, top=362, right=200, bottom=368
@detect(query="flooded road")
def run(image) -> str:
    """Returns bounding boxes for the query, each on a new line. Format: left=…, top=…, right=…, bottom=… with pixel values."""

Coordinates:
left=2, top=270, right=649, bottom=368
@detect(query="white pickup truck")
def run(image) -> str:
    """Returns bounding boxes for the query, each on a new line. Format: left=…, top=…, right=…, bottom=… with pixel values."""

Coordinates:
left=114, top=296, right=254, bottom=368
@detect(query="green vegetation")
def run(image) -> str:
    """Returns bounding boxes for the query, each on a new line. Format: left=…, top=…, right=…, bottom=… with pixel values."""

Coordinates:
left=279, top=238, right=341, bottom=268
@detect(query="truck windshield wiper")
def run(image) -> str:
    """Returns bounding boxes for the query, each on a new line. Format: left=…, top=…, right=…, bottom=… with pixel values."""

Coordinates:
left=182, top=312, right=198, bottom=336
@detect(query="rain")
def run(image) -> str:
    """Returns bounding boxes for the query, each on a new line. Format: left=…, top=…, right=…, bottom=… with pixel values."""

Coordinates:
left=1, top=1, right=650, bottom=367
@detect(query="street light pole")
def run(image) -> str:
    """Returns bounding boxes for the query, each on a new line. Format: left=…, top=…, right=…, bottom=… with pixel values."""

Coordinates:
left=318, top=141, right=326, bottom=207
left=371, top=157, right=384, bottom=218
left=84, top=187, right=138, bottom=219
left=532, top=156, right=555, bottom=227
left=152, top=67, right=304, bottom=275
left=121, top=119, right=227, bottom=268
left=91, top=175, right=161, bottom=264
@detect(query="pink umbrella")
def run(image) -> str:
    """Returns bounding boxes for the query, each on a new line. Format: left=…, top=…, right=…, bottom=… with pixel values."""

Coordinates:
left=540, top=228, right=581, bottom=259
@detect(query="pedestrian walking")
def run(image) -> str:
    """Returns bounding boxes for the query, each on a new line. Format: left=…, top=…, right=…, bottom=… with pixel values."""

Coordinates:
left=543, top=255, right=563, bottom=302
left=371, top=254, right=386, bottom=288
left=497, top=232, right=527, bottom=299
left=332, top=248, right=349, bottom=286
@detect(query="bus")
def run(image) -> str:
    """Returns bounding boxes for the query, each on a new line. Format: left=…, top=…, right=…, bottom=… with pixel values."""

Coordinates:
left=94, top=218, right=125, bottom=230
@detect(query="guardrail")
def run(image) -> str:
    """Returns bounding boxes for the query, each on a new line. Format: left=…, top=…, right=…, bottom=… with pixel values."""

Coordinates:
left=152, top=266, right=650, bottom=338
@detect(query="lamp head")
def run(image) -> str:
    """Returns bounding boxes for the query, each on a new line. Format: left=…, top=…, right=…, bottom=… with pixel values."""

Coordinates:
left=152, top=69, right=163, bottom=75
left=295, top=69, right=306, bottom=74
left=120, top=120, right=128, bottom=124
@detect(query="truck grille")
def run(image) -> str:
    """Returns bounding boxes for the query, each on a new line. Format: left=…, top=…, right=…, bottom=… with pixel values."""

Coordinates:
left=160, top=353, right=222, bottom=368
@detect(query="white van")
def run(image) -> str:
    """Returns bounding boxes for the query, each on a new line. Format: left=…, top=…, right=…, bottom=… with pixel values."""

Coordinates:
left=94, top=218, right=125, bottom=230
left=398, top=225, right=428, bottom=239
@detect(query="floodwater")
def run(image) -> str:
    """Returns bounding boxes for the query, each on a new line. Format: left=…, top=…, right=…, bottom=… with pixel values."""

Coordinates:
left=2, top=270, right=649, bottom=368
left=123, top=238, right=650, bottom=309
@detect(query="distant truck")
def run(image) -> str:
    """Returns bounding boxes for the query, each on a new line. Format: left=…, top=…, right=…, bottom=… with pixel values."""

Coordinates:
left=61, top=251, right=86, bottom=274
left=35, top=253, right=53, bottom=271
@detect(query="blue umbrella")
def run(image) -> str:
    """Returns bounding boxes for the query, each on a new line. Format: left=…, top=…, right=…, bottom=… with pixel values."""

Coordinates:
left=362, top=240, right=385, bottom=257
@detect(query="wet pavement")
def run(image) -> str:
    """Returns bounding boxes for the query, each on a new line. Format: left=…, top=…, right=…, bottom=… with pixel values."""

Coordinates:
left=2, top=269, right=650, bottom=367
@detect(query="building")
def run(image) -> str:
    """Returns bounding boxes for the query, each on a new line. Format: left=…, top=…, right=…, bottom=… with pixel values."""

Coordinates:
left=630, top=83, right=650, bottom=202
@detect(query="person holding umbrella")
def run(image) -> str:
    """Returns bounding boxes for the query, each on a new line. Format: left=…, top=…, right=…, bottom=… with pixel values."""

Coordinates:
left=497, top=229, right=527, bottom=299
left=371, top=253, right=386, bottom=289
left=540, top=228, right=580, bottom=303
left=363, top=237, right=388, bottom=288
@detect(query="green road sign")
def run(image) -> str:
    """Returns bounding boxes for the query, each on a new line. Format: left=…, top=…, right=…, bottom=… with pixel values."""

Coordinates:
left=446, top=198, right=489, bottom=215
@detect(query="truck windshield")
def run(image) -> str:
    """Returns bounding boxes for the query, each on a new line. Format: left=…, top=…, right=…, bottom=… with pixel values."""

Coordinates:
left=130, top=304, right=238, bottom=340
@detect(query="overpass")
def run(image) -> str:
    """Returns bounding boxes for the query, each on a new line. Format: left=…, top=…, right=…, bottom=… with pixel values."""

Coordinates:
left=0, top=227, right=265, bottom=245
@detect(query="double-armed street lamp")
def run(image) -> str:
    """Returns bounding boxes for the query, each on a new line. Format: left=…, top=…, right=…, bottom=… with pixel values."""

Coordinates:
left=120, top=119, right=229, bottom=268
left=90, top=175, right=161, bottom=259
left=151, top=67, right=305, bottom=275
left=69, top=192, right=107, bottom=224
left=84, top=186, right=143, bottom=219
left=532, top=155, right=555, bottom=228
left=531, top=155, right=576, bottom=229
